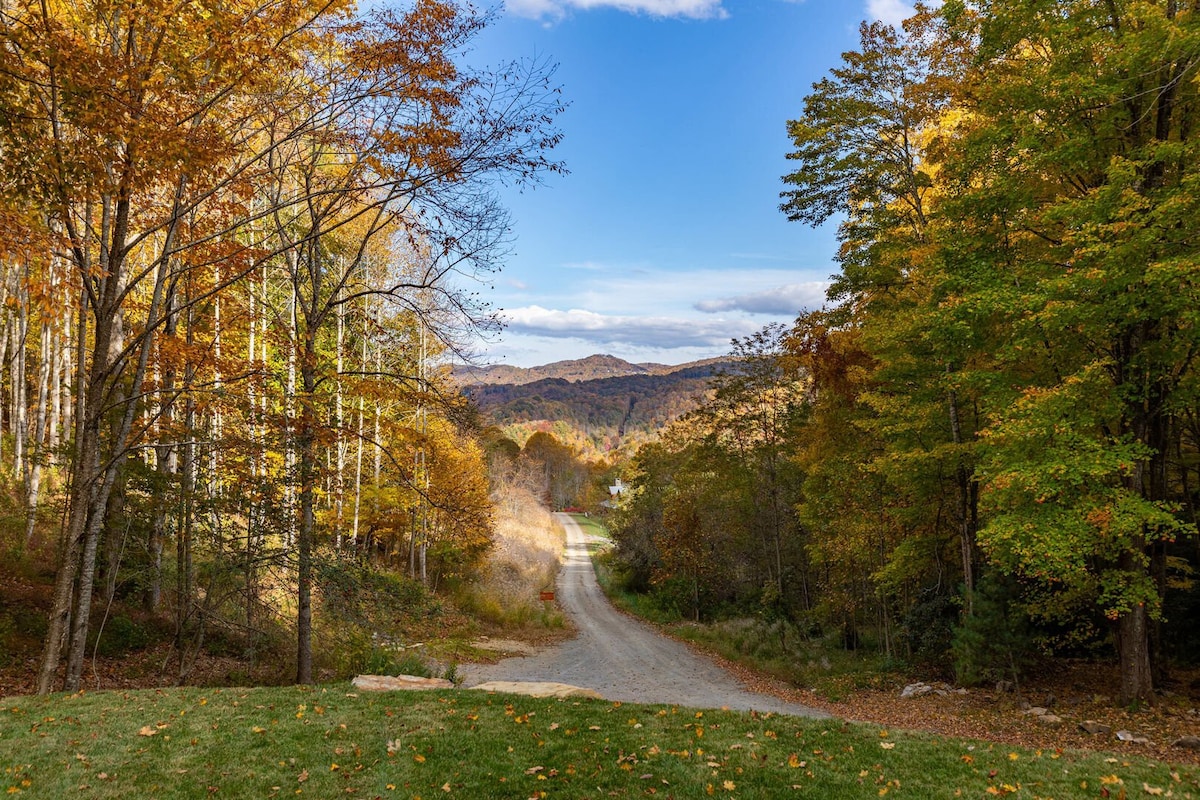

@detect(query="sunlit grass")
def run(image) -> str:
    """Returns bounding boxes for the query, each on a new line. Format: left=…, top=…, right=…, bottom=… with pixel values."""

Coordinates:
left=1, top=685, right=1195, bottom=798
left=454, top=486, right=566, bottom=629
left=567, top=513, right=611, bottom=547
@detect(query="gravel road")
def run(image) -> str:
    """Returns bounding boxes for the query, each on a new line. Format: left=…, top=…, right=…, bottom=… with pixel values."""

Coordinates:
left=462, top=513, right=828, bottom=718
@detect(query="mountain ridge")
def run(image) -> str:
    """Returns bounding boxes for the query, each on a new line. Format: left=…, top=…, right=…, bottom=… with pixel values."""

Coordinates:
left=452, top=354, right=729, bottom=387
left=458, top=354, right=736, bottom=456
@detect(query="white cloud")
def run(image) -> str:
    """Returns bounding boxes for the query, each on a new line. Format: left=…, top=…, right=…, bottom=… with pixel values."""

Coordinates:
left=484, top=264, right=835, bottom=365
left=502, top=305, right=760, bottom=349
left=694, top=281, right=827, bottom=315
left=865, top=0, right=915, bottom=28
left=506, top=0, right=727, bottom=20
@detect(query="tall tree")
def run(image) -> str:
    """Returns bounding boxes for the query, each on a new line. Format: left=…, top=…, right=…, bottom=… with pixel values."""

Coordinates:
left=934, top=0, right=1200, bottom=705
left=781, top=9, right=984, bottom=625
left=0, top=0, right=562, bottom=692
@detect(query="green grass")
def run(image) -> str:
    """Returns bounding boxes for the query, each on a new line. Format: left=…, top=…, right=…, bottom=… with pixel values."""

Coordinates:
left=666, top=620, right=903, bottom=701
left=578, top=516, right=903, bottom=699
left=567, top=515, right=611, bottom=550
left=1, top=685, right=1196, bottom=798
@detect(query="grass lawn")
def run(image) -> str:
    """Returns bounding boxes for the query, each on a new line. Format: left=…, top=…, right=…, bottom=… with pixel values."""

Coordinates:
left=2, top=684, right=1197, bottom=798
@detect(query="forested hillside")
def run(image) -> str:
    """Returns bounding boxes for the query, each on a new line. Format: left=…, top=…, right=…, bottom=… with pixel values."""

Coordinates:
left=462, top=356, right=734, bottom=456
left=455, top=353, right=681, bottom=386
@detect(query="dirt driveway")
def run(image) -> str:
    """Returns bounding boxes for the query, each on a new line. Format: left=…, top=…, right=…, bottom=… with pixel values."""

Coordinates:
left=462, top=514, right=828, bottom=718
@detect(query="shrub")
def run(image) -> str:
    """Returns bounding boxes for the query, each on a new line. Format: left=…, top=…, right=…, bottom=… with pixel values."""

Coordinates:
left=88, top=614, right=153, bottom=657
left=898, top=588, right=958, bottom=672
left=0, top=613, right=15, bottom=667
left=952, top=572, right=1034, bottom=688
left=357, top=646, right=432, bottom=679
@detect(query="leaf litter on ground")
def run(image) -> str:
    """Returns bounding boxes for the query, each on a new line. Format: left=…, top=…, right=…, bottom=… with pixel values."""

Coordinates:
left=1, top=684, right=1198, bottom=798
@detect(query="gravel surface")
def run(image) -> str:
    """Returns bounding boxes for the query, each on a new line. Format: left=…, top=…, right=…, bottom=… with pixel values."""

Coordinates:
left=462, top=514, right=829, bottom=718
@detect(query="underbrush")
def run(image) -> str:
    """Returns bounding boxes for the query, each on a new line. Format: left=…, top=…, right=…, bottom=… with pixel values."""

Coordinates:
left=313, top=557, right=465, bottom=680
left=593, top=545, right=902, bottom=701
left=453, top=485, right=566, bottom=630
left=592, top=548, right=685, bottom=625
left=1, top=480, right=568, bottom=693
left=668, top=617, right=901, bottom=700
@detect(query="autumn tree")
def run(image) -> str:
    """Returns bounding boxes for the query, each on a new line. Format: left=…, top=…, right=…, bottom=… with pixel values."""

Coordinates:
left=0, top=0, right=349, bottom=694
left=697, top=324, right=809, bottom=613
left=609, top=329, right=812, bottom=623
left=779, top=8, right=987, bottom=653
left=779, top=1, right=1200, bottom=701
left=930, top=0, right=1200, bottom=704
left=0, top=0, right=562, bottom=692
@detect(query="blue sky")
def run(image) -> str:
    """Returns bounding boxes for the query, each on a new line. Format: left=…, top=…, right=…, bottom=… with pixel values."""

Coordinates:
left=463, top=0, right=920, bottom=367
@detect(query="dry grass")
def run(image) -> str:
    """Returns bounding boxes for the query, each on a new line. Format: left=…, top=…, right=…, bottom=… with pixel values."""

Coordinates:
left=455, top=486, right=566, bottom=628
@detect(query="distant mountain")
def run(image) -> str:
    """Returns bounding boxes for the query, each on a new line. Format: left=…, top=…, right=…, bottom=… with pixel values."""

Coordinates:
left=458, top=355, right=736, bottom=457
left=453, top=354, right=685, bottom=387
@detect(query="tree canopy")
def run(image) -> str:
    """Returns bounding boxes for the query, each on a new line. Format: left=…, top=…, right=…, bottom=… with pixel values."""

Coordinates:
left=0, top=0, right=562, bottom=692
left=609, top=0, right=1200, bottom=706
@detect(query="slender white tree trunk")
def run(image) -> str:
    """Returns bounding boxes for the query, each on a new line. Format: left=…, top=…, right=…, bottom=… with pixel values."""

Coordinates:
left=24, top=317, right=52, bottom=544
left=284, top=261, right=298, bottom=548
left=334, top=289, right=345, bottom=548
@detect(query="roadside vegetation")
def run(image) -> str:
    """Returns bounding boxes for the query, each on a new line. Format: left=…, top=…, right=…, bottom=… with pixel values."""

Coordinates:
left=3, top=684, right=1197, bottom=799
left=0, top=0, right=564, bottom=695
left=455, top=483, right=566, bottom=630
left=597, top=0, right=1200, bottom=714
left=0, top=454, right=567, bottom=696
left=592, top=517, right=895, bottom=700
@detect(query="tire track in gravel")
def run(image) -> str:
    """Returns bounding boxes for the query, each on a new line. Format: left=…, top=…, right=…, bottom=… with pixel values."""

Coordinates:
left=463, top=513, right=829, bottom=718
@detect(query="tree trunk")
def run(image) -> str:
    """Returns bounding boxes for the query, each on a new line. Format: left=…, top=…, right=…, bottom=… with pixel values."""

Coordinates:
left=146, top=286, right=180, bottom=613
left=25, top=316, right=53, bottom=545
left=175, top=288, right=198, bottom=682
left=1117, top=597, right=1154, bottom=707
left=335, top=289, right=345, bottom=548
left=12, top=285, right=27, bottom=478
left=296, top=356, right=317, bottom=684
left=947, top=385, right=977, bottom=613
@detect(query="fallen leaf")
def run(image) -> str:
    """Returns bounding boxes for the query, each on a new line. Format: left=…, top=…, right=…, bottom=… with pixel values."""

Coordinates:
left=1142, top=784, right=1163, bottom=796
left=138, top=726, right=158, bottom=737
